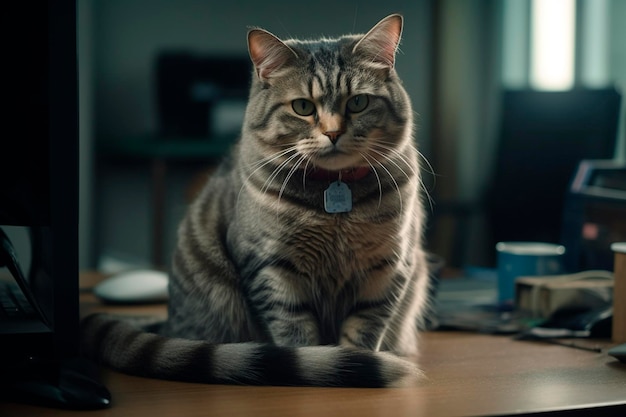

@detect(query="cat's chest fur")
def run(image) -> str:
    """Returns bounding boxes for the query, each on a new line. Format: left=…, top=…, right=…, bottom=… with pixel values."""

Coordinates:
left=290, top=217, right=395, bottom=276
left=231, top=199, right=403, bottom=295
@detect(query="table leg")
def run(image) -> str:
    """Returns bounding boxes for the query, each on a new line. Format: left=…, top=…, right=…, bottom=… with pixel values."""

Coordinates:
left=151, top=158, right=166, bottom=269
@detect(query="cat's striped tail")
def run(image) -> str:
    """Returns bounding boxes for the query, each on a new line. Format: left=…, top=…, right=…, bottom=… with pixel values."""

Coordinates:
left=80, top=313, right=422, bottom=388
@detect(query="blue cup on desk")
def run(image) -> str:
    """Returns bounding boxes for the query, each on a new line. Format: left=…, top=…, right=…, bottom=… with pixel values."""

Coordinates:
left=496, top=242, right=566, bottom=305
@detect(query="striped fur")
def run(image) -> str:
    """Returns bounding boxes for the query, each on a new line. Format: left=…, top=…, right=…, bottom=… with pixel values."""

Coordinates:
left=82, top=14, right=431, bottom=388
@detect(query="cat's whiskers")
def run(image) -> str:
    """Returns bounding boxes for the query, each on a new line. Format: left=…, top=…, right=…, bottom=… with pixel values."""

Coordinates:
left=241, top=147, right=297, bottom=183
left=237, top=146, right=299, bottom=207
left=413, top=148, right=438, bottom=213
left=375, top=138, right=438, bottom=186
left=278, top=154, right=308, bottom=203
left=370, top=153, right=403, bottom=212
left=255, top=153, right=300, bottom=222
left=358, top=152, right=384, bottom=208
left=372, top=140, right=435, bottom=212
left=262, top=152, right=301, bottom=196
left=368, top=145, right=434, bottom=212
left=301, top=158, right=313, bottom=191
left=367, top=147, right=411, bottom=183
left=248, top=142, right=297, bottom=170
left=369, top=142, right=419, bottom=178
left=390, top=143, right=436, bottom=193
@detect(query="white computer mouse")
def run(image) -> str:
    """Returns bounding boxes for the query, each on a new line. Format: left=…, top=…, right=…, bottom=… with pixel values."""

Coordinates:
left=93, top=269, right=169, bottom=305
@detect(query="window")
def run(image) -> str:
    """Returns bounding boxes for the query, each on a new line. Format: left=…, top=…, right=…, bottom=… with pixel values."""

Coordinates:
left=502, top=0, right=612, bottom=91
left=530, top=0, right=576, bottom=90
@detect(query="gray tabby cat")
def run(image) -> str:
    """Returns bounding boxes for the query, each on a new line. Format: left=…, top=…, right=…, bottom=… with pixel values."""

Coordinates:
left=82, top=13, right=431, bottom=388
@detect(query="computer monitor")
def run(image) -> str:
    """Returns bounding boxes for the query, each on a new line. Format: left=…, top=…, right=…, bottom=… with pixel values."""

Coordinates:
left=0, top=0, right=79, bottom=365
left=0, top=0, right=109, bottom=409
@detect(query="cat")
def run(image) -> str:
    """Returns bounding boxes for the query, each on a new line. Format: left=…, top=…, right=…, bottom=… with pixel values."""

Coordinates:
left=81, top=13, right=432, bottom=388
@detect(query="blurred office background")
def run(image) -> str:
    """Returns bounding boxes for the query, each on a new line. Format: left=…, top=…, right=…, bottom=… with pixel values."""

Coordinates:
left=77, top=0, right=626, bottom=272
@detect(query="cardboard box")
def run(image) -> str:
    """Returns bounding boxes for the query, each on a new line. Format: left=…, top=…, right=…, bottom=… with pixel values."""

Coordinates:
left=515, top=270, right=613, bottom=319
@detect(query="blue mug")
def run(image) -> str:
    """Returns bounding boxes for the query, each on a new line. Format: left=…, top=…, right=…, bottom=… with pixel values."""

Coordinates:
left=496, top=242, right=566, bottom=304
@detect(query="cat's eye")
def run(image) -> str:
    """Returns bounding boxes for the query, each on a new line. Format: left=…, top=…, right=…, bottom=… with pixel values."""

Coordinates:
left=292, top=99, right=316, bottom=116
left=346, top=94, right=369, bottom=113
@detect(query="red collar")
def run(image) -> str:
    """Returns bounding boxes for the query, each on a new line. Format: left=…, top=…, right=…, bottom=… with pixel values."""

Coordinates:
left=306, top=166, right=370, bottom=182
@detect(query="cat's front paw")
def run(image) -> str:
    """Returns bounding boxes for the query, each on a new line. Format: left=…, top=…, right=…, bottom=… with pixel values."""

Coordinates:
left=376, top=351, right=424, bottom=388
left=339, top=319, right=382, bottom=351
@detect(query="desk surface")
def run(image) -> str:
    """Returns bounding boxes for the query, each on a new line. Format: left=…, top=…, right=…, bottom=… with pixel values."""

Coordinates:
left=2, top=274, right=625, bottom=417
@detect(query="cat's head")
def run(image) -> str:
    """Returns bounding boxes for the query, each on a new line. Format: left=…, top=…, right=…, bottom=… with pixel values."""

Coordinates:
left=243, top=14, right=413, bottom=180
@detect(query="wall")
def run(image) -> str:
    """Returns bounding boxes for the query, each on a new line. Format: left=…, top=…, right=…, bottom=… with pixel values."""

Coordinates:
left=609, top=0, right=626, bottom=161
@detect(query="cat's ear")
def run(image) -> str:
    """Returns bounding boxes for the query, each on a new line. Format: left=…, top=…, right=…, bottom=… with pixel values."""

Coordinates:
left=248, top=29, right=298, bottom=82
left=353, top=14, right=403, bottom=71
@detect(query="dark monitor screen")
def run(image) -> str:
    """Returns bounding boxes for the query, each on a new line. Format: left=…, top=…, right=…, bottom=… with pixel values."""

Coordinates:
left=0, top=0, right=79, bottom=360
left=0, top=2, right=50, bottom=227
left=1, top=2, right=111, bottom=409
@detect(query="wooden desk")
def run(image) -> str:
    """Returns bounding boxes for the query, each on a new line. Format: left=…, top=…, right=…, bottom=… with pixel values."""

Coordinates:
left=2, top=274, right=625, bottom=417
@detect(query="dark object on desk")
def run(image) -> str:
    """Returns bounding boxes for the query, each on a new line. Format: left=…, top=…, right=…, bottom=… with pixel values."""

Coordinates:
left=608, top=343, right=626, bottom=363
left=2, top=357, right=110, bottom=410
left=0, top=230, right=110, bottom=410
left=433, top=271, right=524, bottom=334
left=0, top=0, right=110, bottom=409
left=0, top=231, right=60, bottom=392
left=515, top=269, right=614, bottom=319
left=156, top=52, right=252, bottom=137
left=523, top=305, right=613, bottom=339
left=485, top=88, right=622, bottom=264
left=561, top=159, right=626, bottom=272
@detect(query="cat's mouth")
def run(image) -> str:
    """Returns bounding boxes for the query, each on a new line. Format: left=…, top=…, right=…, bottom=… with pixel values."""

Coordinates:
left=305, top=166, right=370, bottom=182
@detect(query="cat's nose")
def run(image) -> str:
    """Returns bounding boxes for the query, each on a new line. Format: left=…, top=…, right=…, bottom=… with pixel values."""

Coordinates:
left=324, top=130, right=345, bottom=144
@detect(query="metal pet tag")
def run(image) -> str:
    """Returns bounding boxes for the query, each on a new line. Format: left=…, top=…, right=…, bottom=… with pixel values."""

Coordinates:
left=324, top=181, right=352, bottom=213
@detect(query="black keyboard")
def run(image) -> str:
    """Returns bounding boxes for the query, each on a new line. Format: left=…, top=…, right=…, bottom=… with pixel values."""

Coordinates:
left=0, top=280, right=36, bottom=320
